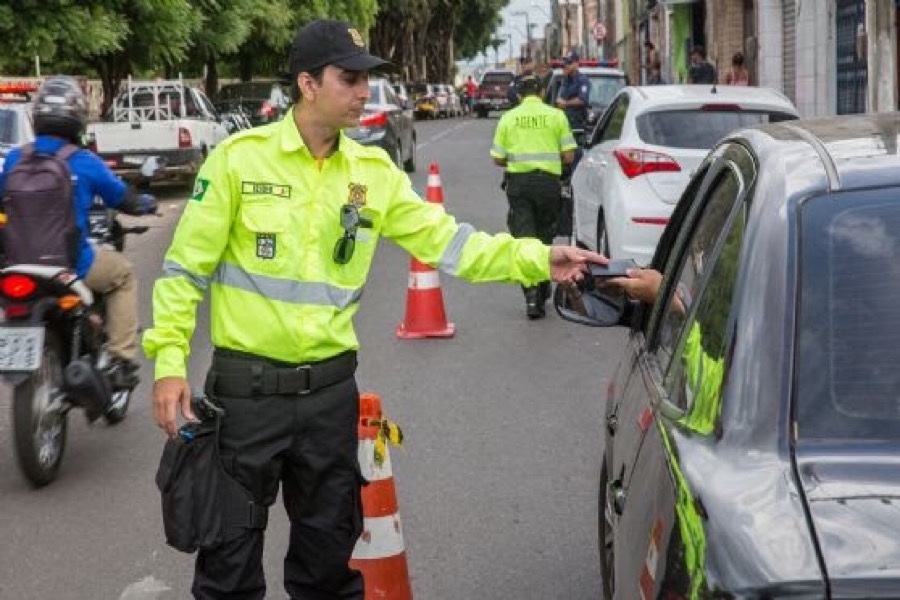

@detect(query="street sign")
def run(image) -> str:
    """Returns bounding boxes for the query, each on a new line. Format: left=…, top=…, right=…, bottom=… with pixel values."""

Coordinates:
left=592, top=21, right=608, bottom=41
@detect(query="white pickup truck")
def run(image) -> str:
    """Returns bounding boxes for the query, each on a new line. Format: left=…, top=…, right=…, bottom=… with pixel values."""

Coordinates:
left=86, top=76, right=228, bottom=184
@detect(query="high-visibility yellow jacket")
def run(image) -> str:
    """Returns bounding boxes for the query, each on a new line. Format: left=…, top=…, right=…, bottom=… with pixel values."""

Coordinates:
left=490, top=96, right=575, bottom=176
left=143, top=110, right=551, bottom=379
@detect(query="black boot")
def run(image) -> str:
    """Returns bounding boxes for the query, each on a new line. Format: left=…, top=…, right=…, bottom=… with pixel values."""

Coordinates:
left=524, top=287, right=545, bottom=319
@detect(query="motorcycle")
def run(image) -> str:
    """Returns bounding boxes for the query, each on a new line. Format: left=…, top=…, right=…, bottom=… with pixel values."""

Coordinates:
left=0, top=156, right=161, bottom=487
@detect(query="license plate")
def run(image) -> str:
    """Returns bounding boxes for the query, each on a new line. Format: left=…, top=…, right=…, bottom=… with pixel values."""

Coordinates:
left=0, top=327, right=45, bottom=371
left=123, top=155, right=145, bottom=166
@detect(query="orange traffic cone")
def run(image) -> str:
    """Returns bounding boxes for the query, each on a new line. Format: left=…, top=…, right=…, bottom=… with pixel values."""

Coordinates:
left=351, top=393, right=413, bottom=599
left=396, top=162, right=455, bottom=339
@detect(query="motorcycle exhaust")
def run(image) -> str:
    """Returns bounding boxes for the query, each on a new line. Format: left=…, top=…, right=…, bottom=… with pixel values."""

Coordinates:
left=63, top=359, right=110, bottom=422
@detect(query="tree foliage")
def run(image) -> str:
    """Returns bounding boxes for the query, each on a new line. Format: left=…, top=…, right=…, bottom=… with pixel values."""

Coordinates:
left=0, top=0, right=506, bottom=107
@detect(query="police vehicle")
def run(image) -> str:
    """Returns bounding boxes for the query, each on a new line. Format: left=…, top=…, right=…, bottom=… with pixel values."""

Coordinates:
left=543, top=59, right=627, bottom=128
left=0, top=80, right=37, bottom=173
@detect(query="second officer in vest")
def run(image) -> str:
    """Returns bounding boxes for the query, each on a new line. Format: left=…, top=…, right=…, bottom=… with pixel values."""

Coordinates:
left=491, top=75, right=576, bottom=318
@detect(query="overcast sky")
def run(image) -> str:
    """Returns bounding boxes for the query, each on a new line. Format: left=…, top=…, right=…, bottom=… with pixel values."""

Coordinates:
left=466, top=0, right=553, bottom=68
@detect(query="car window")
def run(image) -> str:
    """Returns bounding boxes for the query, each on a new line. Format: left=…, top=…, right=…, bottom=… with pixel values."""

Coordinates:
left=597, top=95, right=629, bottom=144
left=368, top=83, right=384, bottom=105
left=196, top=91, right=217, bottom=119
left=0, top=109, right=17, bottom=145
left=481, top=73, right=515, bottom=86
left=655, top=163, right=747, bottom=430
left=636, top=109, right=797, bottom=149
left=796, top=188, right=900, bottom=441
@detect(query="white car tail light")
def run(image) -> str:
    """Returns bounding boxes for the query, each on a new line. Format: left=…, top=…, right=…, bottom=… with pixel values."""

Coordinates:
left=613, top=148, right=681, bottom=179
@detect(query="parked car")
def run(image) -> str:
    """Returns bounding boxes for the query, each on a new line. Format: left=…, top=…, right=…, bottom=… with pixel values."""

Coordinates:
left=434, top=84, right=461, bottom=118
left=572, top=85, right=797, bottom=264
left=391, top=82, right=410, bottom=109
left=0, top=98, right=34, bottom=174
left=556, top=111, right=900, bottom=598
left=408, top=82, right=438, bottom=120
left=344, top=77, right=416, bottom=173
left=544, top=59, right=628, bottom=129
left=213, top=80, right=290, bottom=126
left=474, top=69, right=516, bottom=118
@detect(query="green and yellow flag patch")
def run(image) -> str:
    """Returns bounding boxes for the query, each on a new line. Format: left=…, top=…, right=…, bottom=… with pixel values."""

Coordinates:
left=191, top=178, right=210, bottom=201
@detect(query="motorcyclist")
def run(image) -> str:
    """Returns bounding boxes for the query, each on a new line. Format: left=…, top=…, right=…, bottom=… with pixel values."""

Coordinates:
left=0, top=75, right=157, bottom=392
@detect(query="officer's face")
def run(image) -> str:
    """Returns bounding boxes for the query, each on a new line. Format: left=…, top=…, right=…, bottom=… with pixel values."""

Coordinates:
left=302, top=66, right=370, bottom=129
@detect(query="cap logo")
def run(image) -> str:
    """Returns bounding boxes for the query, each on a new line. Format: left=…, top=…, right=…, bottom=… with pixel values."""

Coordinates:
left=348, top=28, right=365, bottom=48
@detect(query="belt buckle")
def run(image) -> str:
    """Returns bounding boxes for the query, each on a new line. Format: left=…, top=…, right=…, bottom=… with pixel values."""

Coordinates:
left=295, top=364, right=312, bottom=395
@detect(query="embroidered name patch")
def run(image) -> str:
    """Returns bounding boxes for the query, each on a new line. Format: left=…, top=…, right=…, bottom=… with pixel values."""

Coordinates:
left=242, top=181, right=291, bottom=199
left=256, top=234, right=276, bottom=259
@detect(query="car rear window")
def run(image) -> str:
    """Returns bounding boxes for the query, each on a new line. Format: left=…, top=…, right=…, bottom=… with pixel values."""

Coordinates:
left=217, top=83, right=273, bottom=101
left=0, top=109, right=17, bottom=145
left=408, top=83, right=430, bottom=96
left=796, top=188, right=900, bottom=441
left=481, top=73, right=514, bottom=86
left=636, top=109, right=797, bottom=149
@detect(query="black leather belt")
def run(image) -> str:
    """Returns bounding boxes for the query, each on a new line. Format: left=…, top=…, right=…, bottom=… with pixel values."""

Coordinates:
left=209, top=348, right=357, bottom=397
left=508, top=170, right=560, bottom=180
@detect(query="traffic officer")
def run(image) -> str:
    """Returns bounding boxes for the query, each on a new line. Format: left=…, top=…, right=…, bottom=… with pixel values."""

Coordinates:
left=555, top=50, right=591, bottom=135
left=143, top=19, right=605, bottom=600
left=491, top=75, right=576, bottom=319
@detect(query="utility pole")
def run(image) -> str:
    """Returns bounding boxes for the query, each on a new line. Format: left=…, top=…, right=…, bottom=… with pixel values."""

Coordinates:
left=512, top=11, right=533, bottom=62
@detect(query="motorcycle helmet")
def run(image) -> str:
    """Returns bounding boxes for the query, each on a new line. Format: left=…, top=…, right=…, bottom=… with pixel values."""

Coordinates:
left=33, top=75, right=88, bottom=143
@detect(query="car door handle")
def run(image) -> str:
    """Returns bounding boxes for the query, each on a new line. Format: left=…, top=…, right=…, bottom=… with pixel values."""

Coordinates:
left=606, top=413, right=618, bottom=436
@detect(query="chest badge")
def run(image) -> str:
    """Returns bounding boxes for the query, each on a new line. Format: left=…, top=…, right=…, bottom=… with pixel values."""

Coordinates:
left=256, top=233, right=276, bottom=259
left=348, top=182, right=368, bottom=207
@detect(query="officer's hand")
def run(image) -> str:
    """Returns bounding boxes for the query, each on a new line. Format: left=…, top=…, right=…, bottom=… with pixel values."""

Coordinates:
left=153, top=376, right=195, bottom=438
left=549, top=246, right=607, bottom=286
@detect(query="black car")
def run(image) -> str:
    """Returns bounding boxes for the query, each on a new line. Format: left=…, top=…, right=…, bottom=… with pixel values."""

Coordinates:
left=213, top=80, right=290, bottom=126
left=557, top=113, right=900, bottom=597
left=344, top=77, right=416, bottom=173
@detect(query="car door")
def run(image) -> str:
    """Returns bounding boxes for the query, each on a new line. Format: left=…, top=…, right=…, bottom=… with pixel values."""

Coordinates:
left=611, top=143, right=755, bottom=599
left=572, top=93, right=630, bottom=250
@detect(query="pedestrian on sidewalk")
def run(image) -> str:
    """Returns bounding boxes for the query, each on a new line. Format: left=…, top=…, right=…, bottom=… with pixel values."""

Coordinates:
left=144, top=18, right=606, bottom=600
left=688, top=45, right=718, bottom=84
left=725, top=52, right=750, bottom=86
left=491, top=75, right=577, bottom=319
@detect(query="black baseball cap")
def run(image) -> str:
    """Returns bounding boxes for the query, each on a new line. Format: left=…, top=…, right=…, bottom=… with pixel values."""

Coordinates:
left=289, top=20, right=389, bottom=74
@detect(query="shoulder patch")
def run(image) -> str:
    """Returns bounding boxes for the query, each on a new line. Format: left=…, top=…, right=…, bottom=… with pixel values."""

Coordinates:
left=191, top=178, right=210, bottom=201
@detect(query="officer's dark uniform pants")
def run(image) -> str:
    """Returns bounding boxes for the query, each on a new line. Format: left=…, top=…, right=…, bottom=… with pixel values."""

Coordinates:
left=506, top=170, right=560, bottom=303
left=194, top=349, right=364, bottom=600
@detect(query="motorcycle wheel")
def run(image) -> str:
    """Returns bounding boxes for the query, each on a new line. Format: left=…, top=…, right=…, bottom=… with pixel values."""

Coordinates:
left=103, top=388, right=132, bottom=425
left=12, top=332, right=68, bottom=487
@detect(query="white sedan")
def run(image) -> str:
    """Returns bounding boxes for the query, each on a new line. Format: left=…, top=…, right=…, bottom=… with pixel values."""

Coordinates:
left=571, top=85, right=798, bottom=264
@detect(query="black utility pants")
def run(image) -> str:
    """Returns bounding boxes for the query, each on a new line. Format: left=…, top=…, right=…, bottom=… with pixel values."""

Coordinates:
left=193, top=355, right=364, bottom=600
left=507, top=170, right=560, bottom=303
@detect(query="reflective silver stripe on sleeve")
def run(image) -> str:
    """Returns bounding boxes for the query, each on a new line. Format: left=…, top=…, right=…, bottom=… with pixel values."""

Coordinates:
left=162, top=260, right=210, bottom=291
left=491, top=144, right=507, bottom=157
left=212, top=262, right=363, bottom=309
left=561, top=134, right=576, bottom=147
left=506, top=152, right=563, bottom=163
left=438, top=223, right=475, bottom=275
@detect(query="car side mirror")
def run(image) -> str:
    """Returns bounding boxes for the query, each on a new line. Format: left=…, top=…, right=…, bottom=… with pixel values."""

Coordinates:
left=553, top=279, right=631, bottom=327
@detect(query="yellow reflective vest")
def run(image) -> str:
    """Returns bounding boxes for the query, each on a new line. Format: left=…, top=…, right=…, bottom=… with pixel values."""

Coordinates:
left=490, top=96, right=576, bottom=176
left=143, top=110, right=551, bottom=379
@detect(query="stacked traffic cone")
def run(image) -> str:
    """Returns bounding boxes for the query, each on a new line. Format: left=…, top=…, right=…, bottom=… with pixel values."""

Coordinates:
left=351, top=393, right=413, bottom=599
left=396, top=161, right=455, bottom=339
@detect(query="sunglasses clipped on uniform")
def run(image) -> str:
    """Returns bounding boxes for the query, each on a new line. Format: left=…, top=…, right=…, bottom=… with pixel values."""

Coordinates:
left=333, top=203, right=373, bottom=264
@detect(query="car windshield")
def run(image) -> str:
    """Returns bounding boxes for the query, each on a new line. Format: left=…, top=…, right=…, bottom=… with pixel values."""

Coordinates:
left=408, top=83, right=430, bottom=96
left=636, top=109, right=797, bottom=149
left=0, top=109, right=17, bottom=145
left=796, top=188, right=900, bottom=441
left=368, top=84, right=383, bottom=105
left=587, top=75, right=626, bottom=110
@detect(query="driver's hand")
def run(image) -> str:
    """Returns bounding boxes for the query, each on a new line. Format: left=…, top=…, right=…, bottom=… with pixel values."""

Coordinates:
left=153, top=376, right=195, bottom=437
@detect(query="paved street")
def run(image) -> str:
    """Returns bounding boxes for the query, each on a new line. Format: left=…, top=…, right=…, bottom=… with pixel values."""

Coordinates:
left=0, top=115, right=625, bottom=599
